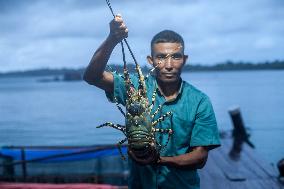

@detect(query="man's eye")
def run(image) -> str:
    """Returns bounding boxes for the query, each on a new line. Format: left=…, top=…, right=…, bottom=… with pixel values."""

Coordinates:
left=172, top=54, right=182, bottom=59
left=156, top=54, right=166, bottom=59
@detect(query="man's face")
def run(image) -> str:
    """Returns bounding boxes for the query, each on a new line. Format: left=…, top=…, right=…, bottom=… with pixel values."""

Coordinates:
left=148, top=42, right=188, bottom=84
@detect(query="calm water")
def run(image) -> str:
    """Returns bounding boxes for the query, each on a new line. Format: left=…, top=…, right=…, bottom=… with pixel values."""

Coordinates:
left=0, top=70, right=283, bottom=165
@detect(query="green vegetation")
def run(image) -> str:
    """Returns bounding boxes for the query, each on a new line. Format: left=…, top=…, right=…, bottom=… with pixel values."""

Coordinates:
left=0, top=60, right=284, bottom=78
left=183, top=60, right=284, bottom=71
left=0, top=68, right=85, bottom=78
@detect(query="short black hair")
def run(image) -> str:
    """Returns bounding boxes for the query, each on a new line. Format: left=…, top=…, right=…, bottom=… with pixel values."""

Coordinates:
left=151, top=30, right=184, bottom=52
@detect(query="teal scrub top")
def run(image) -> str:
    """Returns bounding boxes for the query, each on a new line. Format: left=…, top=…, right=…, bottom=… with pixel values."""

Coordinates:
left=106, top=72, right=221, bottom=189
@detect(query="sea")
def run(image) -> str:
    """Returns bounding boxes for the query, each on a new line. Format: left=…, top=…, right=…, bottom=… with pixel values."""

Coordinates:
left=0, top=70, right=283, bottom=166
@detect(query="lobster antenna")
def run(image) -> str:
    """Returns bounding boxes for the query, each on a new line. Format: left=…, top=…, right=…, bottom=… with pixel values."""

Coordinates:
left=106, top=0, right=132, bottom=94
left=146, top=61, right=161, bottom=78
left=121, top=40, right=133, bottom=98
left=105, top=0, right=125, bottom=70
left=105, top=0, right=146, bottom=97
left=106, top=0, right=115, bottom=17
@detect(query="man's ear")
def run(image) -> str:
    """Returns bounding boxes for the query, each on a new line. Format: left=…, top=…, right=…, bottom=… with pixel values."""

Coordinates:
left=183, top=55, right=189, bottom=66
left=147, top=55, right=154, bottom=66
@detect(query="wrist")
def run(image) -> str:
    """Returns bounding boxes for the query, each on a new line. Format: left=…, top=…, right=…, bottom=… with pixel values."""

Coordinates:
left=106, top=34, right=119, bottom=47
left=157, top=156, right=167, bottom=165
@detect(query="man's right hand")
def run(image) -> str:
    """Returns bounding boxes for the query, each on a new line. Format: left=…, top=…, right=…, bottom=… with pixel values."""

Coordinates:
left=128, top=148, right=160, bottom=166
left=108, top=14, right=128, bottom=44
left=84, top=15, right=127, bottom=92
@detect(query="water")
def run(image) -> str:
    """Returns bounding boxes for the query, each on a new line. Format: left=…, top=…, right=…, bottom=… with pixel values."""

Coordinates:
left=0, top=70, right=283, bottom=165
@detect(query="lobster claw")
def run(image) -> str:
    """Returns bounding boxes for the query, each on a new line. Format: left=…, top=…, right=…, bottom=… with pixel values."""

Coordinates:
left=128, top=146, right=160, bottom=165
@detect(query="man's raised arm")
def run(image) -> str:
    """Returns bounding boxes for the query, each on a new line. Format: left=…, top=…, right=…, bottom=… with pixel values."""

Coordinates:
left=83, top=14, right=128, bottom=93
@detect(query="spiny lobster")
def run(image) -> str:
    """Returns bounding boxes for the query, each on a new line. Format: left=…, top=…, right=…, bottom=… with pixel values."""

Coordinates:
left=96, top=0, right=174, bottom=161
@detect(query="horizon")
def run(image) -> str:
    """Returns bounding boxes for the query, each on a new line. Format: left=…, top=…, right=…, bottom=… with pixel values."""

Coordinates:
left=1, top=60, right=283, bottom=74
left=0, top=0, right=284, bottom=72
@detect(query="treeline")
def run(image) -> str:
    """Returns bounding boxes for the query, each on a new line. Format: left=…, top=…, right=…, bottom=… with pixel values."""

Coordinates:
left=183, top=60, right=284, bottom=71
left=0, top=60, right=284, bottom=78
left=109, top=60, right=284, bottom=72
left=0, top=68, right=86, bottom=78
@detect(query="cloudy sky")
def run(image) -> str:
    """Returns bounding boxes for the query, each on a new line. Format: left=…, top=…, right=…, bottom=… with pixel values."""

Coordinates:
left=0, top=0, right=284, bottom=72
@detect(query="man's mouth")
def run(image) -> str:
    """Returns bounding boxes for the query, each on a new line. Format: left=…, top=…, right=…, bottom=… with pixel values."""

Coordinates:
left=162, top=72, right=176, bottom=77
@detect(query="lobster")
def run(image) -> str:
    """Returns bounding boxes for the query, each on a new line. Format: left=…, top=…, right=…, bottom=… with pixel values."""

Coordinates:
left=96, top=0, right=174, bottom=162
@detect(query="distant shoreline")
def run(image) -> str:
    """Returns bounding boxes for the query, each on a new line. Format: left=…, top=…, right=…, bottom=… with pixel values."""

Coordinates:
left=0, top=61, right=284, bottom=78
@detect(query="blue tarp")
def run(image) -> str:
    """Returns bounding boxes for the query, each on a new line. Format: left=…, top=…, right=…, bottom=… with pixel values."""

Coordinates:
left=0, top=146, right=127, bottom=163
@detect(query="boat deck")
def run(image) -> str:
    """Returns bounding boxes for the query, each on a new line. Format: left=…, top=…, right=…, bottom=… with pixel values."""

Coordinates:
left=200, top=138, right=283, bottom=189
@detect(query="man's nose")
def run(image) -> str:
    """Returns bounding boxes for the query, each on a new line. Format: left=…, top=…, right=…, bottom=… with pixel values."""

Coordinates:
left=164, top=57, right=173, bottom=70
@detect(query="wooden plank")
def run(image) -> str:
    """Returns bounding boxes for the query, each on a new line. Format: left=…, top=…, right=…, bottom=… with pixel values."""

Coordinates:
left=201, top=150, right=228, bottom=179
left=200, top=178, right=236, bottom=189
left=221, top=139, right=270, bottom=179
left=209, top=144, right=249, bottom=180
left=259, top=178, right=284, bottom=189
left=242, top=143, right=279, bottom=177
left=222, top=138, right=281, bottom=189
left=199, top=138, right=284, bottom=189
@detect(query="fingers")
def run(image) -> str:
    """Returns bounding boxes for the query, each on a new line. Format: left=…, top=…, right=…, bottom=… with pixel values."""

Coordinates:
left=109, top=14, right=128, bottom=43
left=115, top=13, right=122, bottom=22
left=128, top=149, right=160, bottom=165
left=114, top=14, right=127, bottom=31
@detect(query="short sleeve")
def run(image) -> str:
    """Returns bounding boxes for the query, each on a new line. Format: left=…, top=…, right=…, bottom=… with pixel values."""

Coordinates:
left=190, top=95, right=221, bottom=150
left=105, top=72, right=127, bottom=106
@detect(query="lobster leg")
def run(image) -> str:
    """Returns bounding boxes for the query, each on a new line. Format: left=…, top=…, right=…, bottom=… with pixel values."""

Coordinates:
left=151, top=104, right=162, bottom=119
left=114, top=97, right=125, bottom=117
left=117, top=137, right=128, bottom=160
left=149, top=89, right=157, bottom=112
left=96, top=122, right=126, bottom=134
left=153, top=128, right=173, bottom=134
left=152, top=112, right=172, bottom=126
left=153, top=128, right=173, bottom=151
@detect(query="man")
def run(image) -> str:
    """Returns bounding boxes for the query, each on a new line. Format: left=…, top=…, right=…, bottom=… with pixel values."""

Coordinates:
left=84, top=14, right=220, bottom=189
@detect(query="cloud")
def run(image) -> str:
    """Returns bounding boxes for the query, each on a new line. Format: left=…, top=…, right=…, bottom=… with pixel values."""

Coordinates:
left=0, top=0, right=284, bottom=71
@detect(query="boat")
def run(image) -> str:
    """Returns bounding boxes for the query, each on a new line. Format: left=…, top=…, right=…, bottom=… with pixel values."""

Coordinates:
left=0, top=145, right=128, bottom=187
left=0, top=108, right=283, bottom=188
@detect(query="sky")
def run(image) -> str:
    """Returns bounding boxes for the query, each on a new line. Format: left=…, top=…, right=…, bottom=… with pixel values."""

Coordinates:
left=0, top=0, right=284, bottom=72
